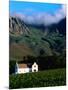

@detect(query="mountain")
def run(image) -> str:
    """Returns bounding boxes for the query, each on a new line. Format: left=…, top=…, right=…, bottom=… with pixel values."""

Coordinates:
left=9, top=16, right=30, bottom=36
left=46, top=18, right=66, bottom=35
left=9, top=16, right=66, bottom=61
left=28, top=18, right=66, bottom=35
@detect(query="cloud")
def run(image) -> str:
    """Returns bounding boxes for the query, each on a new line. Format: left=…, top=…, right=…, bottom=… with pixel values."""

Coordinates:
left=13, top=4, right=66, bottom=26
left=11, top=12, right=26, bottom=19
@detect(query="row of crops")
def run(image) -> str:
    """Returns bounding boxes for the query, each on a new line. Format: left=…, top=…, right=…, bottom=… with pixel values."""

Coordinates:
left=9, top=68, right=66, bottom=89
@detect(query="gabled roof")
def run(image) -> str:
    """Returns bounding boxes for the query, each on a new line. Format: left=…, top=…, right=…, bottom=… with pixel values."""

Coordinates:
left=17, top=61, right=38, bottom=68
left=18, top=64, right=28, bottom=68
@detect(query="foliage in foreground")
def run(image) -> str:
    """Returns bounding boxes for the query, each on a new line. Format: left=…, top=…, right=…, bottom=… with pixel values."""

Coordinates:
left=9, top=68, right=66, bottom=89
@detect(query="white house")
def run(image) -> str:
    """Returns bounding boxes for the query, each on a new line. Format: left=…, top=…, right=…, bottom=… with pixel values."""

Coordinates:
left=15, top=63, right=31, bottom=74
left=32, top=62, right=38, bottom=72
left=15, top=62, right=38, bottom=74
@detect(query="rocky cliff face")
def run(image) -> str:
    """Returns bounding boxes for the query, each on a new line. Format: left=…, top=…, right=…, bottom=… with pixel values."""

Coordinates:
left=9, top=16, right=30, bottom=35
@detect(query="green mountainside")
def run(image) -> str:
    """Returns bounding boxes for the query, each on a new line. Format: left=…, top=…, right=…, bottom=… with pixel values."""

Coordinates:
left=9, top=16, right=66, bottom=61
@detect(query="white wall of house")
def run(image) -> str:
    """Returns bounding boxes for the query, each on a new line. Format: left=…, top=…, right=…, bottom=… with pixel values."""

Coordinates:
left=32, top=62, right=38, bottom=72
left=17, top=68, right=30, bottom=74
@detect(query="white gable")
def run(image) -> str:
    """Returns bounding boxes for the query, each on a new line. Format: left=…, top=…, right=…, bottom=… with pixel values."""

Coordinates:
left=32, top=62, right=38, bottom=72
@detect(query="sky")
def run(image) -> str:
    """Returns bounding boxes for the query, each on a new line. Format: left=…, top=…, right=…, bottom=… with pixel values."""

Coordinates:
left=9, top=1, right=66, bottom=26
left=10, top=1, right=61, bottom=15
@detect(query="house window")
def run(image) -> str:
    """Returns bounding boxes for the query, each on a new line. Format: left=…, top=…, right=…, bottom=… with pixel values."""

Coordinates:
left=34, top=65, right=36, bottom=67
left=34, top=69, right=36, bottom=72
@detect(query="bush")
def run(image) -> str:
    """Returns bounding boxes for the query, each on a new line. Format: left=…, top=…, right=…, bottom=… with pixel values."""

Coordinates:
left=9, top=61, right=16, bottom=74
left=9, top=68, right=66, bottom=89
left=37, top=55, right=66, bottom=70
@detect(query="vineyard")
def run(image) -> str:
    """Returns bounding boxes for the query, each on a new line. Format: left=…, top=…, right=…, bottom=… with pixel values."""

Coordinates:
left=9, top=68, right=66, bottom=89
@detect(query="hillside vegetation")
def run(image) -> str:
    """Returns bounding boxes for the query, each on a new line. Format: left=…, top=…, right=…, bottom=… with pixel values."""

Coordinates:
left=9, top=16, right=66, bottom=61
left=9, top=68, right=66, bottom=89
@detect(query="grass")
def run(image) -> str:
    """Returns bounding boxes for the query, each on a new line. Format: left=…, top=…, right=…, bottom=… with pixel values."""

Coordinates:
left=10, top=43, right=35, bottom=61
left=9, top=68, right=66, bottom=89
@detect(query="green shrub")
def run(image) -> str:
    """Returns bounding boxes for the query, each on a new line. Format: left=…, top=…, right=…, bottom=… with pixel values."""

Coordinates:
left=9, top=68, right=66, bottom=89
left=9, top=61, right=16, bottom=74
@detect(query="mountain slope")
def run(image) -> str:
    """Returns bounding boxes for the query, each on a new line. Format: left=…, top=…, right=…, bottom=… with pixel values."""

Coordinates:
left=9, top=16, right=30, bottom=36
left=9, top=16, right=66, bottom=61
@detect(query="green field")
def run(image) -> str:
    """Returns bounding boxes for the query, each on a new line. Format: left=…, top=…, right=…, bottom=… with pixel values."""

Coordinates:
left=9, top=68, right=66, bottom=89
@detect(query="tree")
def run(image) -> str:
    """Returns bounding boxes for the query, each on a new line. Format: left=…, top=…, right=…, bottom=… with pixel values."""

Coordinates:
left=9, top=61, right=16, bottom=75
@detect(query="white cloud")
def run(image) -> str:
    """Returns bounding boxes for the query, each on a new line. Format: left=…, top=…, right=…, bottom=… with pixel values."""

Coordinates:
left=12, top=4, right=66, bottom=26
